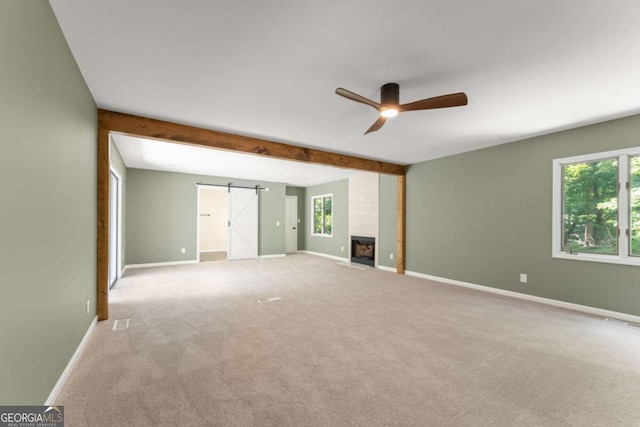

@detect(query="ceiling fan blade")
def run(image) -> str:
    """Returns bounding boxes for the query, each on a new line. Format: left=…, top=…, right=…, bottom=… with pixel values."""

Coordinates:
left=336, top=88, right=380, bottom=110
left=364, top=115, right=386, bottom=135
left=399, top=92, right=468, bottom=112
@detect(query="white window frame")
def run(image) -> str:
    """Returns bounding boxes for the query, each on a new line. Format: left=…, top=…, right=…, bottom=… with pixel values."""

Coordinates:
left=311, top=193, right=333, bottom=237
left=552, top=146, right=640, bottom=266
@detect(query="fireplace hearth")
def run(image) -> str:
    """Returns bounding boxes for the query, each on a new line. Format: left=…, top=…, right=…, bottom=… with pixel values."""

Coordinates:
left=351, top=236, right=375, bottom=266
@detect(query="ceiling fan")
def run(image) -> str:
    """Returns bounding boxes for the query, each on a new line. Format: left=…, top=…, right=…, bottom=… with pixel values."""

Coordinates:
left=335, top=83, right=468, bottom=135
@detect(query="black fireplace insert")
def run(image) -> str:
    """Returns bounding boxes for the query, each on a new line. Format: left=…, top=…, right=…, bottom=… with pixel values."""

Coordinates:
left=351, top=236, right=375, bottom=266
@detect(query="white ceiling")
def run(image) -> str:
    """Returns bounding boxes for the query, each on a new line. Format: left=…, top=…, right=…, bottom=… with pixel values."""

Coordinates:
left=112, top=134, right=375, bottom=186
left=51, top=1, right=640, bottom=179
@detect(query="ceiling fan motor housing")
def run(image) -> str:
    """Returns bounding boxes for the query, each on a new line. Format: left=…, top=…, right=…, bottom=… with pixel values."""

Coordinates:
left=381, top=83, right=400, bottom=106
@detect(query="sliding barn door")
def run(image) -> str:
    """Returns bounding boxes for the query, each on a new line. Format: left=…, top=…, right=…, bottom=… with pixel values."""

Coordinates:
left=227, top=188, right=258, bottom=260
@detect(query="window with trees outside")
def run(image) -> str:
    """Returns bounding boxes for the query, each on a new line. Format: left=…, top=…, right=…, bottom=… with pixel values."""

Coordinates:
left=552, top=147, right=640, bottom=266
left=311, top=194, right=332, bottom=236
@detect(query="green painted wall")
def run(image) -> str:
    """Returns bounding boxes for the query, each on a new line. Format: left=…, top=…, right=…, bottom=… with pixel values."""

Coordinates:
left=126, top=169, right=286, bottom=264
left=109, top=139, right=127, bottom=271
left=378, top=174, right=398, bottom=269
left=286, top=186, right=306, bottom=250
left=406, top=114, right=640, bottom=316
left=304, top=179, right=349, bottom=258
left=0, top=2, right=97, bottom=404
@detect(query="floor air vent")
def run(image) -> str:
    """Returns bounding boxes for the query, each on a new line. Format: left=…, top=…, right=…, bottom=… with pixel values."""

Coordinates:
left=604, top=317, right=640, bottom=328
left=257, top=297, right=282, bottom=303
left=112, top=318, right=130, bottom=331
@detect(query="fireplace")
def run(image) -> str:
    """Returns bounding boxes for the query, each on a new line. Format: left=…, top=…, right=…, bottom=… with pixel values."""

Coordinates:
left=351, top=236, right=375, bottom=266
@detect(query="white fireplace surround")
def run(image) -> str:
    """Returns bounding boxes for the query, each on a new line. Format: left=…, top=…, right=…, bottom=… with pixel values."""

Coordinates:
left=348, top=174, right=379, bottom=266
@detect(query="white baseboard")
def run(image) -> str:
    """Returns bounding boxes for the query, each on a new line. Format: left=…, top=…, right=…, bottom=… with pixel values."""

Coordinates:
left=406, top=270, right=640, bottom=324
left=199, top=249, right=226, bottom=253
left=125, top=260, right=198, bottom=270
left=377, top=265, right=397, bottom=273
left=45, top=316, right=97, bottom=405
left=298, top=250, right=349, bottom=263
left=259, top=254, right=286, bottom=259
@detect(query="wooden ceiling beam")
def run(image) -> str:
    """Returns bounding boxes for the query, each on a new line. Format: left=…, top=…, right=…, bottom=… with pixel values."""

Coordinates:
left=98, top=109, right=407, bottom=176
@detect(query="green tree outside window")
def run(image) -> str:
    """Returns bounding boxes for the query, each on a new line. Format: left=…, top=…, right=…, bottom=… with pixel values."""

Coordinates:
left=312, top=194, right=332, bottom=236
left=562, top=159, right=618, bottom=254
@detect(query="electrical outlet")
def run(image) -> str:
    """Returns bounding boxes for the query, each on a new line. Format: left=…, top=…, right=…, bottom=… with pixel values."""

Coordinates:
left=520, top=273, right=527, bottom=283
left=276, top=221, right=280, bottom=226
left=341, top=246, right=344, bottom=252
left=390, top=253, right=394, bottom=260
left=181, top=248, right=186, bottom=254
left=86, top=300, right=90, bottom=315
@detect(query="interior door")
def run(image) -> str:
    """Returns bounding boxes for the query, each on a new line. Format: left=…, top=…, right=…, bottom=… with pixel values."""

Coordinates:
left=285, top=196, right=298, bottom=253
left=228, top=188, right=258, bottom=260
left=108, top=170, right=119, bottom=288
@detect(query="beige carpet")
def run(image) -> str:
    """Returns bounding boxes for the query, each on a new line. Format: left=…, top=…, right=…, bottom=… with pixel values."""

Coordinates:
left=58, top=254, right=640, bottom=426
left=200, top=251, right=227, bottom=262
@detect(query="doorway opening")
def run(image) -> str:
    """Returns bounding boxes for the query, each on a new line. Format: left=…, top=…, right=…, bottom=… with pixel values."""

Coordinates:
left=197, top=186, right=228, bottom=262
left=108, top=168, right=122, bottom=288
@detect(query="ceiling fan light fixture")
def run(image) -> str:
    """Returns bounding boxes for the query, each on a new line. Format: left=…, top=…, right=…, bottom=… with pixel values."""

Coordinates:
left=335, top=82, right=467, bottom=134
left=380, top=108, right=398, bottom=118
